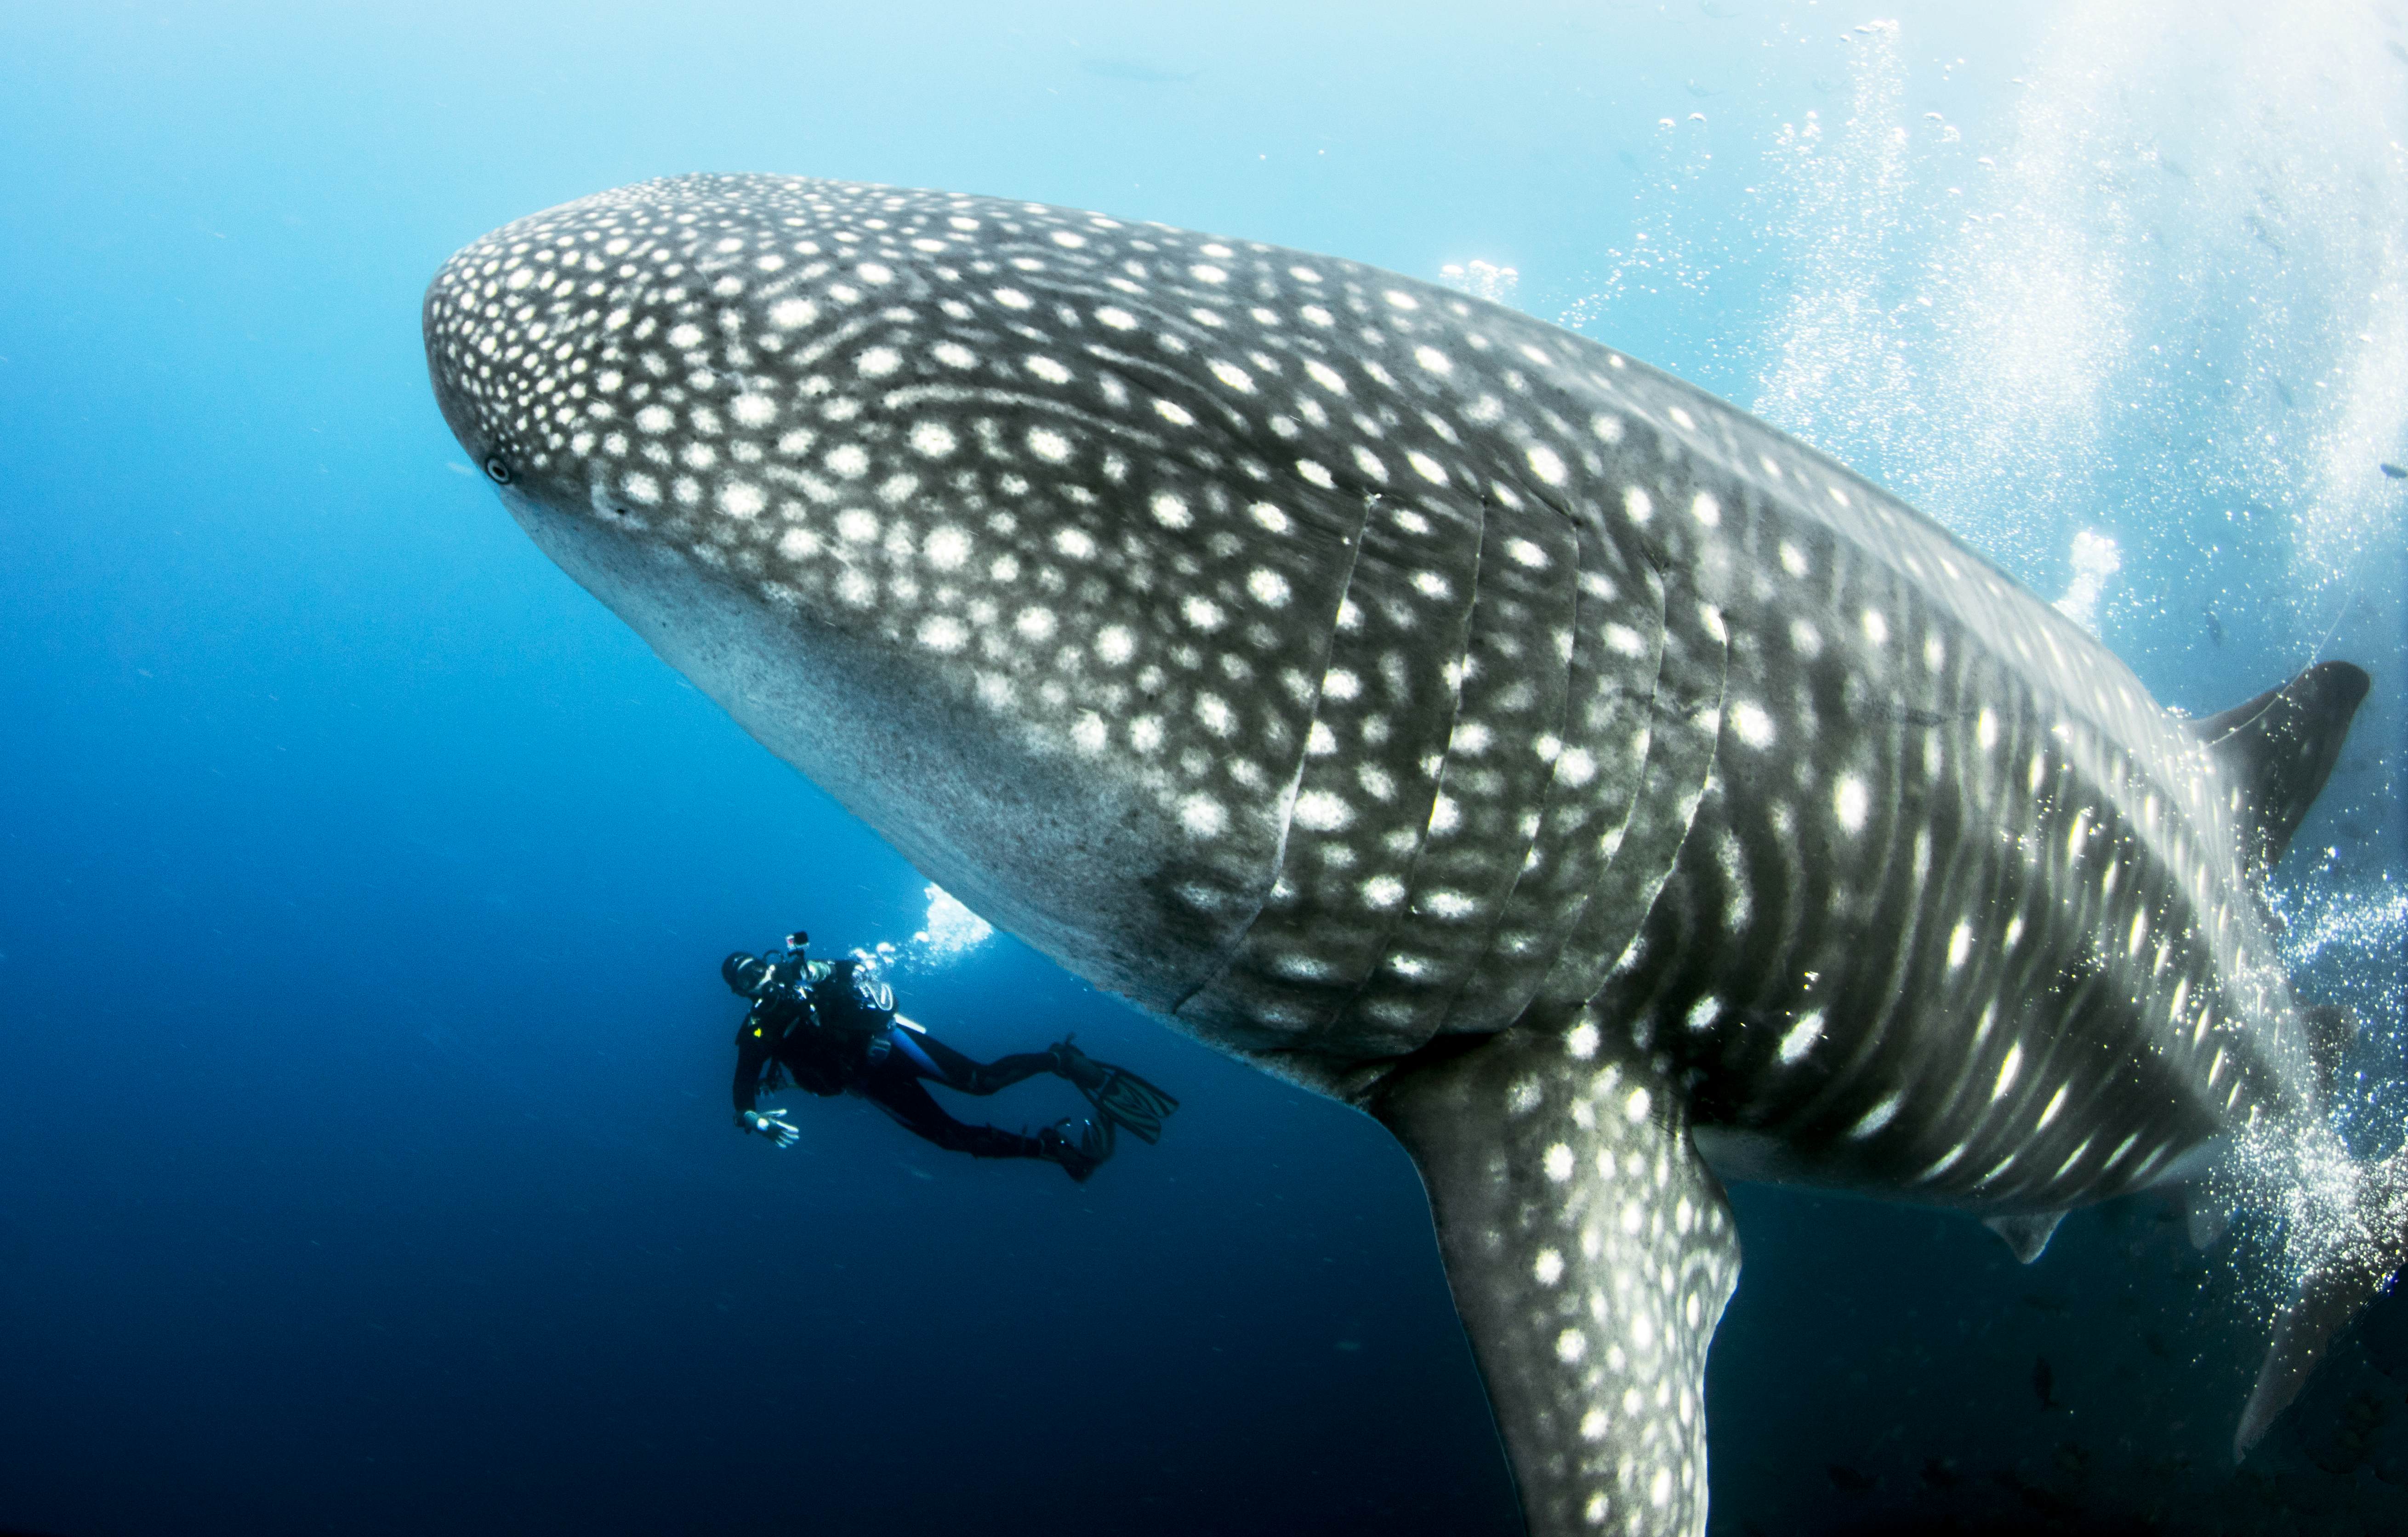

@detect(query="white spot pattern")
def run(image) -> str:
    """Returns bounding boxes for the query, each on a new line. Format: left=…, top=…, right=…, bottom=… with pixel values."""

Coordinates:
left=427, top=176, right=2315, bottom=1537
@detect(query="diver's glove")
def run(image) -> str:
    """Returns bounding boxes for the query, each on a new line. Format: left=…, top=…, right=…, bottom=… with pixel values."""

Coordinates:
left=740, top=1108, right=799, bottom=1148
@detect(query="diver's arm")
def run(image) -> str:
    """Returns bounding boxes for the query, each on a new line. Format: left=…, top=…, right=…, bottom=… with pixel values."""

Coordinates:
left=732, top=1011, right=802, bottom=1146
left=732, top=1017, right=770, bottom=1116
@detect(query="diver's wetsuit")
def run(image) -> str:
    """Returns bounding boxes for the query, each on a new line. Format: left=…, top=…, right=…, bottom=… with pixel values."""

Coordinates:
left=731, top=955, right=1060, bottom=1161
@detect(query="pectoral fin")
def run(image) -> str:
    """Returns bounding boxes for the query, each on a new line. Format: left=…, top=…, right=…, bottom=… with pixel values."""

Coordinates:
left=1371, top=1016, right=1739, bottom=1537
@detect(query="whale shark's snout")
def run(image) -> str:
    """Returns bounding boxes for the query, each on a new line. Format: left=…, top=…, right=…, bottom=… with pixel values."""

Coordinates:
left=421, top=175, right=1560, bottom=1064
left=424, top=177, right=1322, bottom=1026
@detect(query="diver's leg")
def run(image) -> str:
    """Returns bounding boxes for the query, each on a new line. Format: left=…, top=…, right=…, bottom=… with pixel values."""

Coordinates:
left=860, top=1053, right=1046, bottom=1160
left=885, top=1027, right=1055, bottom=1097
left=860, top=1052, right=1109, bottom=1181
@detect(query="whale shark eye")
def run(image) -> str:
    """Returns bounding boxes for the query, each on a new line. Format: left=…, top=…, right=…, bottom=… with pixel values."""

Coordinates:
left=483, top=455, right=514, bottom=484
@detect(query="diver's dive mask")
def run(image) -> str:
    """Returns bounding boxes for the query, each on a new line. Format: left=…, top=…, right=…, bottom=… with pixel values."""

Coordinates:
left=721, top=952, right=773, bottom=997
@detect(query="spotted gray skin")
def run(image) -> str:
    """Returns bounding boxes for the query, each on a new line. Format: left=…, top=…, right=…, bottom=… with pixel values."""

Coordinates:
left=424, top=176, right=2373, bottom=1536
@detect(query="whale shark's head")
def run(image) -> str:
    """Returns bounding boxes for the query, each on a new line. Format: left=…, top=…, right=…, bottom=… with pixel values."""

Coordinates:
left=425, top=174, right=1530, bottom=1047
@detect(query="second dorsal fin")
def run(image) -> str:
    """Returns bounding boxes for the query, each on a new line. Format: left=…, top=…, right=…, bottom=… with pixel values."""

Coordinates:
left=1982, top=1210, right=2067, bottom=1264
left=2186, top=661, right=2369, bottom=880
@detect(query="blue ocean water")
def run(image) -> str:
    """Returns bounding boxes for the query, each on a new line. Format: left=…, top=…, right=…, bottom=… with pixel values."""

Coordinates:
left=4, top=3, right=2405, bottom=1533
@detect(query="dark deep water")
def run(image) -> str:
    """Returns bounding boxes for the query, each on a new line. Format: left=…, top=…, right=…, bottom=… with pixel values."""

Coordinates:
left=6, top=3, right=2408, bottom=1533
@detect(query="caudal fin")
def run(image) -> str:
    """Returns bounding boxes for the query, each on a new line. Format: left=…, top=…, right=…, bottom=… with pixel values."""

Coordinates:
left=2235, top=1143, right=2408, bottom=1459
left=2200, top=659, right=2378, bottom=1458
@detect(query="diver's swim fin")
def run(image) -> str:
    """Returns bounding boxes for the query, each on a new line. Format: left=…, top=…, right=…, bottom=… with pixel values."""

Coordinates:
left=1051, top=1040, right=1180, bottom=1144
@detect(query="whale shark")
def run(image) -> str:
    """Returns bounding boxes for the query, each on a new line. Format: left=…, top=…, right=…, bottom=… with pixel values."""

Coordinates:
left=424, top=175, right=2395, bottom=1536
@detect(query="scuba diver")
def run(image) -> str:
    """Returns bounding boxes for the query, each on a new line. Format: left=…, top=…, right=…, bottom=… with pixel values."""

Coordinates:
left=724, top=930, right=1179, bottom=1183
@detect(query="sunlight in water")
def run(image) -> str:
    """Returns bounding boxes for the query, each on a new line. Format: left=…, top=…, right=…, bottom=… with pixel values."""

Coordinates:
left=1532, top=0, right=2407, bottom=652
